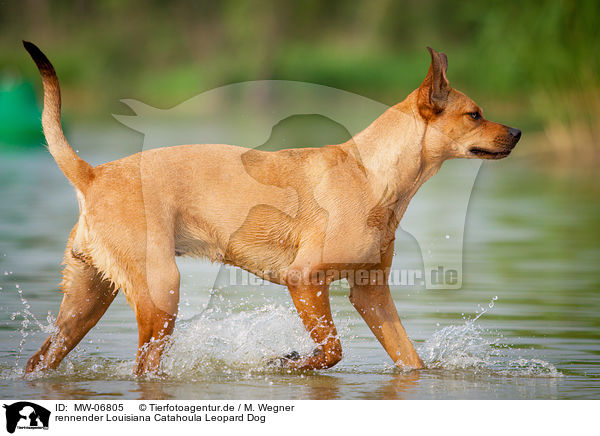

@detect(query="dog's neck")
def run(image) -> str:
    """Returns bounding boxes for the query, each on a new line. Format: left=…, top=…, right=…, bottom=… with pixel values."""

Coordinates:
left=342, top=92, right=444, bottom=215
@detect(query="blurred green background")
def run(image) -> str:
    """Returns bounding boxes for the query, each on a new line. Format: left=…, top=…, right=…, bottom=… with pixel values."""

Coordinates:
left=1, top=0, right=599, bottom=165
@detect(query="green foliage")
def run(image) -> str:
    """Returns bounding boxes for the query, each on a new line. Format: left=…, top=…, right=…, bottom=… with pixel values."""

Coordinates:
left=1, top=0, right=598, bottom=145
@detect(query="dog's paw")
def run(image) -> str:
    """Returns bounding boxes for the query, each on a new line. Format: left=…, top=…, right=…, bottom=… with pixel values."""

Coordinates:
left=265, top=348, right=325, bottom=369
left=266, top=350, right=302, bottom=368
left=284, top=350, right=301, bottom=361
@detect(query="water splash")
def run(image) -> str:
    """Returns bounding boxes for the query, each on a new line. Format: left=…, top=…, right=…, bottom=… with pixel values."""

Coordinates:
left=160, top=294, right=316, bottom=377
left=9, top=284, right=57, bottom=371
left=3, top=290, right=561, bottom=380
left=2, top=287, right=347, bottom=380
left=418, top=297, right=562, bottom=377
left=473, top=295, right=498, bottom=322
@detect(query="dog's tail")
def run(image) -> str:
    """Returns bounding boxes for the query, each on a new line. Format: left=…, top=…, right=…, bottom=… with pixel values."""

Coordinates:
left=23, top=41, right=93, bottom=191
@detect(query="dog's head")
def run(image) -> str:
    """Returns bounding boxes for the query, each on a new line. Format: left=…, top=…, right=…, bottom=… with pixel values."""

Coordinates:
left=415, top=47, right=521, bottom=162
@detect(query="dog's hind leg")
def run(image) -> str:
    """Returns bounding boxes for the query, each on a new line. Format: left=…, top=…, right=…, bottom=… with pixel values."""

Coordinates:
left=130, top=253, right=180, bottom=375
left=25, top=244, right=118, bottom=373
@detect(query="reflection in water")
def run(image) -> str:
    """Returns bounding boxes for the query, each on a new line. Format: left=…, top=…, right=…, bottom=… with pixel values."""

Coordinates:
left=368, top=372, right=421, bottom=400
left=28, top=380, right=126, bottom=400
left=133, top=373, right=344, bottom=400
left=268, top=374, right=343, bottom=400
left=133, top=381, right=175, bottom=400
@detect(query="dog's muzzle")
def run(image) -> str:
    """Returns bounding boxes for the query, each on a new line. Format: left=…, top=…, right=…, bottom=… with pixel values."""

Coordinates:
left=470, top=126, right=521, bottom=159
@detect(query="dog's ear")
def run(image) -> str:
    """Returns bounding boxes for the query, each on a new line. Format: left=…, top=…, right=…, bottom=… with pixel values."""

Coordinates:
left=418, top=47, right=450, bottom=118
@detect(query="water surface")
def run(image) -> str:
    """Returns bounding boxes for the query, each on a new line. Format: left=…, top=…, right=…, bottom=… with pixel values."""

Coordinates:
left=0, top=127, right=599, bottom=399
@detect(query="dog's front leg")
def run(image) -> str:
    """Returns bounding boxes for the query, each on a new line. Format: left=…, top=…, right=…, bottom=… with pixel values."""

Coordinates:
left=349, top=282, right=423, bottom=369
left=282, top=282, right=343, bottom=370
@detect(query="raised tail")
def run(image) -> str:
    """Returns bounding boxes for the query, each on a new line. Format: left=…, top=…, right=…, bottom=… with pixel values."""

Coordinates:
left=23, top=41, right=92, bottom=191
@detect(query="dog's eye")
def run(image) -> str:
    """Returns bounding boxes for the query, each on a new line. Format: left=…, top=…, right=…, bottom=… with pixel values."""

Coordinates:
left=468, top=112, right=482, bottom=120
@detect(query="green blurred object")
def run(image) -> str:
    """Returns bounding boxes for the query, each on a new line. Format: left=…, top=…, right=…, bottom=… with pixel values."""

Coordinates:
left=0, top=77, right=44, bottom=149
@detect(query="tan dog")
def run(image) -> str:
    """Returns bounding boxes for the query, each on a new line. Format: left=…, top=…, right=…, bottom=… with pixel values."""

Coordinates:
left=22, top=41, right=520, bottom=375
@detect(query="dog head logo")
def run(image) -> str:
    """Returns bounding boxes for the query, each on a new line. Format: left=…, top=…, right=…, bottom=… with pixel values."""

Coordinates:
left=116, top=80, right=483, bottom=290
left=3, top=402, right=50, bottom=433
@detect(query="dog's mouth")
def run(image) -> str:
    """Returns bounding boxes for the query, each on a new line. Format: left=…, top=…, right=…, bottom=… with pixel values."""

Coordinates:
left=469, top=147, right=512, bottom=159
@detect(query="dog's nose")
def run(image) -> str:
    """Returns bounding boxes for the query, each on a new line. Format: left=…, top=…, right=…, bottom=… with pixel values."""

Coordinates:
left=508, top=127, right=521, bottom=141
